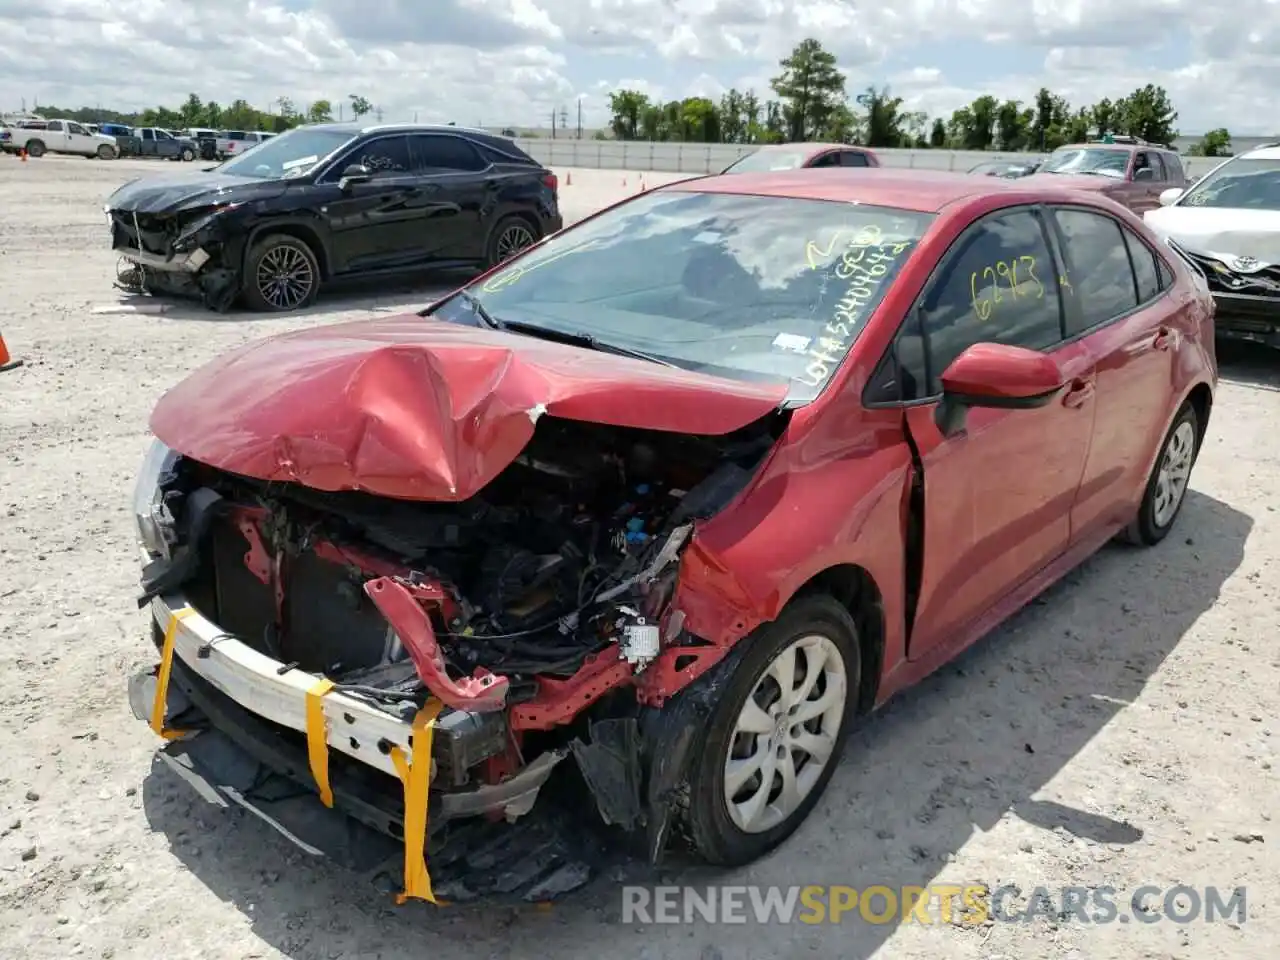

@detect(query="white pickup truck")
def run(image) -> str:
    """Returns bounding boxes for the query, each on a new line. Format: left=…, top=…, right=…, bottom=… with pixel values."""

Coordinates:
left=11, top=119, right=119, bottom=159
left=214, top=130, right=275, bottom=160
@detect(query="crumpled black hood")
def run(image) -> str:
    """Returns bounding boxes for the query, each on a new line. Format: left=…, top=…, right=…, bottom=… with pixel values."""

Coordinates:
left=107, top=173, right=289, bottom=215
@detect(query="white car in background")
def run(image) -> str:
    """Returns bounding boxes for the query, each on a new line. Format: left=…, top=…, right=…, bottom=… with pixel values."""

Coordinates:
left=1144, top=144, right=1280, bottom=349
left=7, top=118, right=120, bottom=159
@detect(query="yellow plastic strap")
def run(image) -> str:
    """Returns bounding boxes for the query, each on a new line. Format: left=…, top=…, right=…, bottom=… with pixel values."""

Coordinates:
left=305, top=678, right=337, bottom=808
left=150, top=606, right=196, bottom=740
left=389, top=698, right=444, bottom=906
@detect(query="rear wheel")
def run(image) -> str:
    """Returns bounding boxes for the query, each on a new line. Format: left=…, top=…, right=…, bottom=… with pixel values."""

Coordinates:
left=241, top=234, right=321, bottom=312
left=485, top=216, right=539, bottom=267
left=1119, top=402, right=1200, bottom=546
left=683, top=594, right=859, bottom=866
left=24, top=139, right=45, bottom=158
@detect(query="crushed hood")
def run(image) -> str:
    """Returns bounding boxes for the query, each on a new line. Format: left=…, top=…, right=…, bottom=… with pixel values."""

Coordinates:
left=150, top=315, right=789, bottom=501
left=1143, top=206, right=1280, bottom=266
left=107, top=173, right=287, bottom=215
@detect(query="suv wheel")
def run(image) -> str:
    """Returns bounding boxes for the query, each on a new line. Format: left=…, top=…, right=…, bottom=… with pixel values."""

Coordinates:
left=242, top=234, right=321, bottom=312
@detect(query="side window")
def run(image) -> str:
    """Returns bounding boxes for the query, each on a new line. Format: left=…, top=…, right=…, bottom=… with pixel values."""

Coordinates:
left=227, top=131, right=246, bottom=141
left=47, top=121, right=64, bottom=132
left=1053, top=208, right=1139, bottom=334
left=67, top=122, right=86, bottom=135
left=141, top=128, right=154, bottom=141
left=906, top=209, right=1063, bottom=397
left=410, top=135, right=486, bottom=172
left=840, top=151, right=869, bottom=167
left=1133, top=152, right=1154, bottom=181
left=1123, top=230, right=1161, bottom=302
left=809, top=152, right=839, bottom=168
left=354, top=135, right=412, bottom=175
left=1150, top=154, right=1167, bottom=181
left=156, top=130, right=172, bottom=141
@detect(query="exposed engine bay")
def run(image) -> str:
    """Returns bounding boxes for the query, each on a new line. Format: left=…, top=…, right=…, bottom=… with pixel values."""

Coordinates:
left=146, top=412, right=785, bottom=818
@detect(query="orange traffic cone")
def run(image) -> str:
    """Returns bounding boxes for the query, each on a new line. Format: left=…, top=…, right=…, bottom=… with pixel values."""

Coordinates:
left=19, top=148, right=27, bottom=162
left=638, top=176, right=647, bottom=192
left=0, top=331, right=22, bottom=372
left=621, top=175, right=627, bottom=187
left=565, top=171, right=572, bottom=186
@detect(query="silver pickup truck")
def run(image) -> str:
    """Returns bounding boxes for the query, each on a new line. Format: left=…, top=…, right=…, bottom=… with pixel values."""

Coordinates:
left=214, top=130, right=275, bottom=160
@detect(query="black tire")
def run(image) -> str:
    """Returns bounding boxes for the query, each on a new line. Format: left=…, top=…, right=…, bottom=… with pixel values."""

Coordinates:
left=24, top=139, right=45, bottom=158
left=485, top=215, right=540, bottom=267
left=241, top=234, right=321, bottom=313
left=181, top=147, right=195, bottom=162
left=1119, top=402, right=1201, bottom=546
left=96, top=144, right=115, bottom=160
left=683, top=594, right=861, bottom=866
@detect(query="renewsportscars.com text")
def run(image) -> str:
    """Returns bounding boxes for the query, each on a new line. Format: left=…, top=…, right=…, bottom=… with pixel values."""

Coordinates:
left=621, top=884, right=1248, bottom=926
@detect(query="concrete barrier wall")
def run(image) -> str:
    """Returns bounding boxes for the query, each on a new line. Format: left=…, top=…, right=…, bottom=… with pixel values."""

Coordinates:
left=518, top=138, right=1225, bottom=178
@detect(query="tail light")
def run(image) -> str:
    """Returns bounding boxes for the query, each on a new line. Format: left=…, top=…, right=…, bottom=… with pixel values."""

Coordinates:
left=542, top=171, right=558, bottom=192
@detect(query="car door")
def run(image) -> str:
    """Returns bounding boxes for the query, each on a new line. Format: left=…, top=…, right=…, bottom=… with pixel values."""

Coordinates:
left=44, top=120, right=69, bottom=153
left=1128, top=151, right=1162, bottom=213
left=65, top=121, right=93, bottom=154
left=406, top=134, right=490, bottom=259
left=153, top=130, right=178, bottom=157
left=139, top=127, right=156, bottom=155
left=887, top=206, right=1097, bottom=661
left=1047, top=206, right=1180, bottom=540
left=321, top=134, right=423, bottom=273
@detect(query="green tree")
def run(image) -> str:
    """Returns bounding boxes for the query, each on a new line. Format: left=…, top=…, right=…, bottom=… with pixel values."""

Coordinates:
left=995, top=100, right=1030, bottom=151
left=348, top=94, right=373, bottom=120
left=719, top=88, right=748, bottom=144
left=770, top=38, right=846, bottom=141
left=1188, top=128, right=1231, bottom=157
left=608, top=89, right=649, bottom=140
left=680, top=97, right=720, bottom=142
left=180, top=93, right=204, bottom=126
left=858, top=86, right=907, bottom=147
left=306, top=100, right=334, bottom=124
left=1092, top=97, right=1116, bottom=136
left=1114, top=85, right=1178, bottom=144
left=929, top=118, right=947, bottom=148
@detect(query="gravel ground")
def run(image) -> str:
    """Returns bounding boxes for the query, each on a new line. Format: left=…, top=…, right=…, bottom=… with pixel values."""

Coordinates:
left=0, top=154, right=1277, bottom=960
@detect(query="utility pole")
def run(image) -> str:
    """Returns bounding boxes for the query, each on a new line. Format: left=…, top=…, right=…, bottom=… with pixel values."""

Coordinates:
left=559, top=105, right=569, bottom=136
left=576, top=97, right=583, bottom=139
left=375, top=105, right=384, bottom=123
left=551, top=108, right=556, bottom=139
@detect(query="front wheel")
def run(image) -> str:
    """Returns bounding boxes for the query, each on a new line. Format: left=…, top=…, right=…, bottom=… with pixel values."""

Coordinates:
left=1119, top=401, right=1201, bottom=546
left=683, top=594, right=860, bottom=866
left=241, top=234, right=320, bottom=312
left=181, top=147, right=195, bottom=162
left=485, top=216, right=539, bottom=267
left=96, top=144, right=116, bottom=160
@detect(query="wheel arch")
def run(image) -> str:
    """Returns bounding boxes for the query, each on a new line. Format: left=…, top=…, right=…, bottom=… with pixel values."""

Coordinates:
left=244, top=221, right=331, bottom=279
left=1185, top=380, right=1212, bottom=453
left=791, top=563, right=885, bottom=715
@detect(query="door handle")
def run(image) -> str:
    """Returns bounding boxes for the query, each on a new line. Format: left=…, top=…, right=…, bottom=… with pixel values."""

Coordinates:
left=1153, top=326, right=1174, bottom=351
left=1062, top=377, right=1095, bottom=409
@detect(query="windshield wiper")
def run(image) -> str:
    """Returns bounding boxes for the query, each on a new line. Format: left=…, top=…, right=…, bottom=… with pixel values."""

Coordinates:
left=498, top=319, right=676, bottom=367
left=454, top=290, right=503, bottom=329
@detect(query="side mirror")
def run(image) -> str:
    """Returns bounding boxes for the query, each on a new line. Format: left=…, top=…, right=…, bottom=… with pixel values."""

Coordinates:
left=935, top=343, right=1064, bottom=437
left=1133, top=168, right=1154, bottom=182
left=1159, top=187, right=1184, bottom=206
left=339, top=164, right=371, bottom=189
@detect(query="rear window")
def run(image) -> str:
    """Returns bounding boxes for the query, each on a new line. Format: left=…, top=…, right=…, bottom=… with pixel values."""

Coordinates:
left=722, top=149, right=811, bottom=173
left=436, top=190, right=935, bottom=402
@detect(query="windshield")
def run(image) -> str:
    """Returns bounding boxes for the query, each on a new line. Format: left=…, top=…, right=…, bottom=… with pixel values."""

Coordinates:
left=1040, top=147, right=1129, bottom=178
left=217, top=127, right=355, bottom=179
left=1177, top=158, right=1280, bottom=210
left=723, top=149, right=811, bottom=173
left=432, top=190, right=934, bottom=402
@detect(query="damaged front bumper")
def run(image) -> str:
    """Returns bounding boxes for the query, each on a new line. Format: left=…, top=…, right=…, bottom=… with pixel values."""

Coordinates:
left=108, top=206, right=243, bottom=309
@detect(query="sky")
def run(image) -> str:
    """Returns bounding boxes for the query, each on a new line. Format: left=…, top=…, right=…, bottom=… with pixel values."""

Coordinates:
left=0, top=0, right=1276, bottom=136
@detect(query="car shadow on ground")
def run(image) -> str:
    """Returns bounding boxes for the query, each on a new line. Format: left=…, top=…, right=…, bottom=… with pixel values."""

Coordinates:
left=1216, top=340, right=1280, bottom=393
left=140, top=489, right=1250, bottom=959
left=109, top=270, right=474, bottom=324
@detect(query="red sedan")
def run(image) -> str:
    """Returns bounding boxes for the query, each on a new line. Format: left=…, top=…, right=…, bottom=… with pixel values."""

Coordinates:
left=131, top=168, right=1216, bottom=900
left=721, top=141, right=880, bottom=172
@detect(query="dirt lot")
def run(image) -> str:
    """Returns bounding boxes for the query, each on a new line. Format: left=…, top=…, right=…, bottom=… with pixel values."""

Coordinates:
left=0, top=154, right=1277, bottom=960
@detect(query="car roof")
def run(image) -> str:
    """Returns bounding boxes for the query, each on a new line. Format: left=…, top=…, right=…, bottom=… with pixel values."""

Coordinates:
left=671, top=168, right=1080, bottom=213
left=304, top=121, right=495, bottom=137
left=750, top=142, right=869, bottom=156
left=1241, top=145, right=1280, bottom=160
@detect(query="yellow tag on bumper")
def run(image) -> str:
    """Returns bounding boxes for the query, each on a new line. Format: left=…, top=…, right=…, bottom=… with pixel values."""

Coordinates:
left=150, top=606, right=196, bottom=740
left=305, top=678, right=337, bottom=808
left=390, top=698, right=444, bottom=906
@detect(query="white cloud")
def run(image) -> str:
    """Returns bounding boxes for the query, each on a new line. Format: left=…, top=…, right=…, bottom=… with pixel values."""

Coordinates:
left=0, top=0, right=1275, bottom=133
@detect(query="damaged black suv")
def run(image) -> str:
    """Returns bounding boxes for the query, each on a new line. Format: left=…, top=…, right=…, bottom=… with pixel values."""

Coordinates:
left=104, top=123, right=562, bottom=312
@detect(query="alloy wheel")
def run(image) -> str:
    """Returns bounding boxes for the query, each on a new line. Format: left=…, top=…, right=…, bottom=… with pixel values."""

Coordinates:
left=723, top=634, right=848, bottom=834
left=255, top=244, right=315, bottom=311
left=495, top=223, right=535, bottom=262
left=1152, top=420, right=1195, bottom=528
